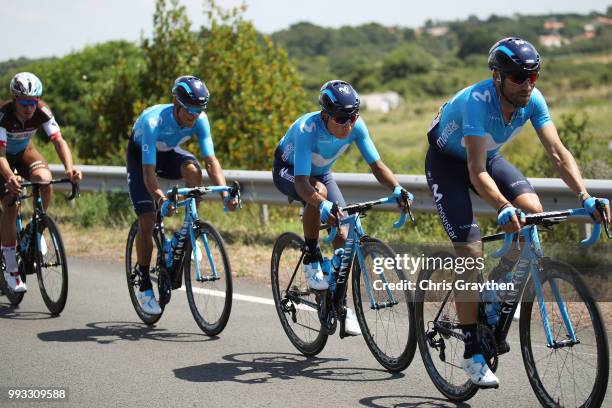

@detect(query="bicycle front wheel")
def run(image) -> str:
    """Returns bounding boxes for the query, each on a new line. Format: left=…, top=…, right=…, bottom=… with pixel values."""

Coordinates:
left=34, top=215, right=68, bottom=315
left=520, top=259, right=608, bottom=408
left=184, top=221, right=232, bottom=336
left=271, top=232, right=327, bottom=356
left=352, top=237, right=417, bottom=372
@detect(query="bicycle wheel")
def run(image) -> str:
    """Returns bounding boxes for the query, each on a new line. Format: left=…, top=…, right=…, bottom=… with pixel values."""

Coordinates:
left=352, top=237, right=417, bottom=372
left=184, top=221, right=232, bottom=336
left=34, top=215, right=69, bottom=315
left=415, top=251, right=479, bottom=401
left=125, top=220, right=164, bottom=325
left=520, top=259, right=608, bottom=408
left=271, top=232, right=327, bottom=356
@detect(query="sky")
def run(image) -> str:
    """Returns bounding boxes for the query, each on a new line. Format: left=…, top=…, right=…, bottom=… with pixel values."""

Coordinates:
left=1, top=0, right=610, bottom=61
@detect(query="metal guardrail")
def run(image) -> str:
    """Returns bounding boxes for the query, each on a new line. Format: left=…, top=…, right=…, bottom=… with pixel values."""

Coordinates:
left=49, top=164, right=612, bottom=216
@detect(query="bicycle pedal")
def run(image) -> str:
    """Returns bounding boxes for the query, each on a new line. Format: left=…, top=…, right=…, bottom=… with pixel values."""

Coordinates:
left=477, top=383, right=499, bottom=390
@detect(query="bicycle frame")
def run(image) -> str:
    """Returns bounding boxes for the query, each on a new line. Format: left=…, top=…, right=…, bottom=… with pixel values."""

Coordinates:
left=156, top=185, right=236, bottom=284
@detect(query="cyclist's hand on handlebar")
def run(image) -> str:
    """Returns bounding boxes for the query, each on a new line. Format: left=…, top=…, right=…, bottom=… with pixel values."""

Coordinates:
left=497, top=204, right=525, bottom=234
left=582, top=196, right=610, bottom=224
left=223, top=195, right=239, bottom=212
left=392, top=185, right=412, bottom=209
left=158, top=197, right=176, bottom=217
left=319, top=200, right=338, bottom=226
left=5, top=174, right=22, bottom=196
left=65, top=168, right=82, bottom=183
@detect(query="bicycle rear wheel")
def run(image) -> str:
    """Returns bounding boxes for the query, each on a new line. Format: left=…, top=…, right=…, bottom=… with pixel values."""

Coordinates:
left=34, top=215, right=69, bottom=315
left=184, top=221, right=232, bottom=336
left=415, top=252, right=479, bottom=402
left=271, top=232, right=327, bottom=356
left=125, top=220, right=165, bottom=325
left=520, top=259, right=608, bottom=408
left=352, top=237, right=417, bottom=372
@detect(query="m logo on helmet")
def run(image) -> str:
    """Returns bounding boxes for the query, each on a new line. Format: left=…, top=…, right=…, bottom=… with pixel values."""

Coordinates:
left=338, top=85, right=350, bottom=94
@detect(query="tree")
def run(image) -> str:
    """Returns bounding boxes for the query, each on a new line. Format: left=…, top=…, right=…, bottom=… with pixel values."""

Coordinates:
left=457, top=29, right=497, bottom=60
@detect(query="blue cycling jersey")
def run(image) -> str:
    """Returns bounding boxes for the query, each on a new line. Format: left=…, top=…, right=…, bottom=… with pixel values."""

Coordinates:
left=429, top=79, right=552, bottom=160
left=276, top=112, right=380, bottom=176
left=131, top=104, right=214, bottom=165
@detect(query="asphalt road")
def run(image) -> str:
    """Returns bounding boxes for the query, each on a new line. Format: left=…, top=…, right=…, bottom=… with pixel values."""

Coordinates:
left=0, top=257, right=610, bottom=407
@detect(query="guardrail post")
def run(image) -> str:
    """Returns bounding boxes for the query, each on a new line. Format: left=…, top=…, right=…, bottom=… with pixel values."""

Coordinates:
left=260, top=204, right=269, bottom=226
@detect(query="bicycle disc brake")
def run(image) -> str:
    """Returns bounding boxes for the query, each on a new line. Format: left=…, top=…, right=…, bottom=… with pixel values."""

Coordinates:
left=158, top=267, right=172, bottom=306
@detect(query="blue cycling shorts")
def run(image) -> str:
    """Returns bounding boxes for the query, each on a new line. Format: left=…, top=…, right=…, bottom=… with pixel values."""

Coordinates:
left=126, top=137, right=201, bottom=215
left=425, top=133, right=535, bottom=243
left=272, top=148, right=346, bottom=207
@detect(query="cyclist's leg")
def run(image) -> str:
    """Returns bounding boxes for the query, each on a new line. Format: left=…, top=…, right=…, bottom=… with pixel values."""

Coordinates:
left=317, top=172, right=348, bottom=248
left=0, top=154, right=25, bottom=291
left=488, top=155, right=542, bottom=272
left=19, top=142, right=52, bottom=211
left=156, top=147, right=202, bottom=188
left=126, top=138, right=157, bottom=292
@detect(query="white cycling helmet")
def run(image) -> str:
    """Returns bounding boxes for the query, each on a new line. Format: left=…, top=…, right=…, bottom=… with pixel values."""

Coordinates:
left=10, top=72, right=43, bottom=97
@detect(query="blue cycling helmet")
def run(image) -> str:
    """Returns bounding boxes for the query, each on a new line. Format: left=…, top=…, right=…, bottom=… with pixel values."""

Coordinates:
left=488, top=37, right=540, bottom=74
left=319, top=80, right=360, bottom=116
left=172, top=75, right=209, bottom=110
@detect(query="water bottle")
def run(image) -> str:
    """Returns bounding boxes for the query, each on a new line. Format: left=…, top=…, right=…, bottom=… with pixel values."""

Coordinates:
left=165, top=230, right=182, bottom=268
left=329, top=248, right=344, bottom=292
left=321, top=257, right=333, bottom=291
left=20, top=223, right=32, bottom=251
left=482, top=288, right=500, bottom=327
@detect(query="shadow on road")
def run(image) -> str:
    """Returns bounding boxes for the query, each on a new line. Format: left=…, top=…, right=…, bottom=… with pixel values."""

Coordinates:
left=174, top=352, right=405, bottom=384
left=37, top=321, right=218, bottom=344
left=359, top=394, right=471, bottom=408
left=0, top=302, right=55, bottom=320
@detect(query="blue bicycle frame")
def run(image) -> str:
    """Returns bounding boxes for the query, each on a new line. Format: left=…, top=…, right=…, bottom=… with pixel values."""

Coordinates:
left=491, top=205, right=607, bottom=348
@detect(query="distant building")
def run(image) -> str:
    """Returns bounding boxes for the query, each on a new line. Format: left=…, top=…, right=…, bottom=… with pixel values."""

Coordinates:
left=539, top=34, right=563, bottom=48
left=544, top=20, right=565, bottom=31
left=361, top=92, right=403, bottom=113
left=425, top=26, right=449, bottom=37
left=584, top=24, right=596, bottom=39
left=595, top=16, right=612, bottom=25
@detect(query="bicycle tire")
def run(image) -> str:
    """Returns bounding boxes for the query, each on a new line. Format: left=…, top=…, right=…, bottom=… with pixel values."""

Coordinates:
left=34, top=215, right=69, bottom=315
left=271, top=232, right=327, bottom=356
left=183, top=221, right=232, bottom=336
left=352, top=237, right=417, bottom=372
left=520, top=259, right=608, bottom=408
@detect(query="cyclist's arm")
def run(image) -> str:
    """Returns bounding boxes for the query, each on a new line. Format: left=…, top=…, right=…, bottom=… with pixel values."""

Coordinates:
left=464, top=136, right=511, bottom=210
left=52, top=137, right=81, bottom=182
left=201, top=155, right=229, bottom=199
left=369, top=160, right=400, bottom=190
left=142, top=165, right=166, bottom=204
left=536, top=123, right=587, bottom=196
left=0, top=143, right=20, bottom=195
left=295, top=176, right=326, bottom=208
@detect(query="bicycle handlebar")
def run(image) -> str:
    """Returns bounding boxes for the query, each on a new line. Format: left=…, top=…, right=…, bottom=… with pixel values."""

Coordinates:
left=491, top=201, right=610, bottom=258
left=13, top=178, right=79, bottom=205
left=321, top=191, right=414, bottom=244
left=159, top=181, right=242, bottom=220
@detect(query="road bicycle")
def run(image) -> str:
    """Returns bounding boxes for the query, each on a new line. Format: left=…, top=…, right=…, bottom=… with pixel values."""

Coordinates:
left=0, top=179, right=78, bottom=315
left=125, top=182, right=240, bottom=336
left=271, top=192, right=418, bottom=372
left=415, top=200, right=610, bottom=406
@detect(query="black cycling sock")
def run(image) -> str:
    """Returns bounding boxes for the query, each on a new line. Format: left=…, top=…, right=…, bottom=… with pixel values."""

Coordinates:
left=137, top=264, right=152, bottom=292
left=303, top=238, right=320, bottom=265
left=461, top=324, right=481, bottom=359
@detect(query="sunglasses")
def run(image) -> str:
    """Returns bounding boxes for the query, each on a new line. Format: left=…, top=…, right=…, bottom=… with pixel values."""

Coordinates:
left=331, top=113, right=359, bottom=125
left=17, top=98, right=39, bottom=107
left=506, top=71, right=539, bottom=86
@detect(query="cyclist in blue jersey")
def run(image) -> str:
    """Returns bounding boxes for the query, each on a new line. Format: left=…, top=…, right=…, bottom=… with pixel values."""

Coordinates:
left=273, top=80, right=410, bottom=336
left=1, top=72, right=82, bottom=294
left=126, top=75, right=238, bottom=315
left=425, top=37, right=610, bottom=387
